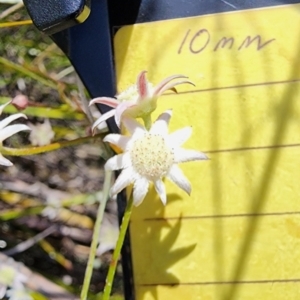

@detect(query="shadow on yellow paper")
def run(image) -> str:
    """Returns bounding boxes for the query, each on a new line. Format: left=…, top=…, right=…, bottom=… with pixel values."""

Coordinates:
left=114, top=4, right=300, bottom=299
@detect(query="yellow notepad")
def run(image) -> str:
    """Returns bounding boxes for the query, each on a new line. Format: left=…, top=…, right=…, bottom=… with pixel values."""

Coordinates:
left=114, top=4, right=300, bottom=299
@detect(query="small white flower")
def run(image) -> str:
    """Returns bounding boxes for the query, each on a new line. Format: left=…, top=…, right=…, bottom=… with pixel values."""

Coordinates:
left=0, top=101, right=31, bottom=167
left=97, top=213, right=119, bottom=256
left=6, top=287, right=33, bottom=300
left=104, top=110, right=208, bottom=206
left=0, top=265, right=31, bottom=300
left=28, top=119, right=55, bottom=146
left=89, top=71, right=194, bottom=129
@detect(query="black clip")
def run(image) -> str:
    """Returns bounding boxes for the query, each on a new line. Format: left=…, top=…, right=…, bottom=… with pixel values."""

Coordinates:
left=23, top=0, right=91, bottom=35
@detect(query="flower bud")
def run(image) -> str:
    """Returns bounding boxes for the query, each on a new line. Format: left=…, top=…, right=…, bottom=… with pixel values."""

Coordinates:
left=11, top=95, right=29, bottom=111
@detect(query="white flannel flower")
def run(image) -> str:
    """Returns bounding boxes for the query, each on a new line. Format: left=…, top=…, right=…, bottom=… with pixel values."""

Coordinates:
left=5, top=288, right=33, bottom=300
left=0, top=265, right=32, bottom=300
left=0, top=101, right=30, bottom=166
left=89, top=71, right=193, bottom=129
left=104, top=110, right=208, bottom=206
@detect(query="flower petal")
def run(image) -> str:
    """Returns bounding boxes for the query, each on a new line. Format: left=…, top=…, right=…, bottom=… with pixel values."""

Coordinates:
left=154, top=180, right=167, bottom=205
left=137, top=71, right=149, bottom=99
left=167, top=126, right=192, bottom=147
left=110, top=168, right=135, bottom=196
left=122, top=116, right=146, bottom=135
left=0, top=100, right=11, bottom=115
left=92, top=109, right=116, bottom=132
left=89, top=97, right=119, bottom=107
left=153, top=75, right=186, bottom=95
left=0, top=113, right=27, bottom=131
left=115, top=101, right=136, bottom=128
left=103, top=133, right=130, bottom=150
left=105, top=152, right=131, bottom=171
left=150, top=110, right=172, bottom=135
left=167, top=164, right=191, bottom=195
left=0, top=283, right=7, bottom=298
left=0, top=153, right=13, bottom=167
left=153, top=74, right=194, bottom=96
left=174, top=148, right=208, bottom=163
left=133, top=177, right=149, bottom=206
left=156, top=80, right=194, bottom=96
left=0, top=124, right=30, bottom=142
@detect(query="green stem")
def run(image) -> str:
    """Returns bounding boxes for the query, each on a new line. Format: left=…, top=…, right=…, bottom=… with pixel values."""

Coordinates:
left=0, top=97, right=85, bottom=120
left=1, top=133, right=111, bottom=159
left=81, top=170, right=113, bottom=300
left=142, top=115, right=152, bottom=131
left=102, top=192, right=134, bottom=300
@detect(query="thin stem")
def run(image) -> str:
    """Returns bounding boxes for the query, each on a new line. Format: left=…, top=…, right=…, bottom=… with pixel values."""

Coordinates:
left=1, top=133, right=112, bottom=160
left=0, top=20, right=32, bottom=28
left=102, top=192, right=134, bottom=300
left=0, top=2, right=24, bottom=20
left=3, top=225, right=57, bottom=256
left=81, top=170, right=113, bottom=300
left=76, top=74, right=94, bottom=124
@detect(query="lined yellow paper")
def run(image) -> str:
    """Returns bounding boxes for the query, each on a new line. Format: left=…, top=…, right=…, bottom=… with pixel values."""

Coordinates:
left=114, top=4, right=300, bottom=299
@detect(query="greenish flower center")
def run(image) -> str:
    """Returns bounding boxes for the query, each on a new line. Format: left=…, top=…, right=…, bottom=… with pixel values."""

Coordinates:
left=130, top=133, right=174, bottom=180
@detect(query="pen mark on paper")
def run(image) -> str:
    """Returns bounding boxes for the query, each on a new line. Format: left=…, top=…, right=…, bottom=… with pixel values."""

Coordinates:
left=178, top=28, right=275, bottom=54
